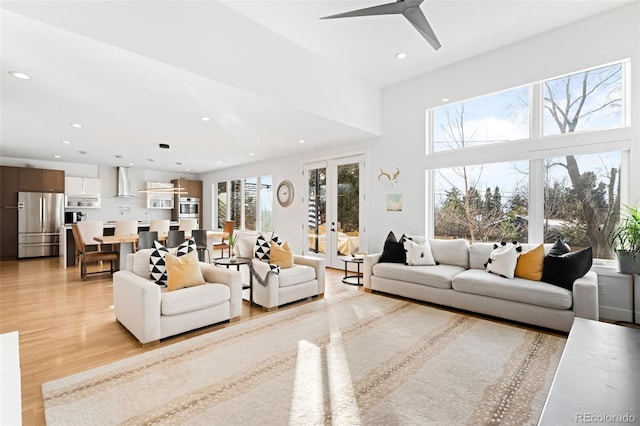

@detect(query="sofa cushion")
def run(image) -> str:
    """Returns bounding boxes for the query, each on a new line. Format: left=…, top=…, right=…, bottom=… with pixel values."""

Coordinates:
left=403, top=238, right=436, bottom=266
left=161, top=283, right=230, bottom=316
left=541, top=247, right=593, bottom=290
left=379, top=231, right=406, bottom=263
left=278, top=264, right=316, bottom=288
left=452, top=269, right=573, bottom=310
left=428, top=239, right=470, bottom=269
left=514, top=244, right=544, bottom=281
left=165, top=250, right=205, bottom=291
left=470, top=243, right=545, bottom=270
left=372, top=263, right=465, bottom=289
left=485, top=242, right=522, bottom=279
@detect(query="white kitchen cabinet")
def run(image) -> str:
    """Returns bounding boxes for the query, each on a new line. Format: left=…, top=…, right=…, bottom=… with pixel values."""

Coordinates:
left=65, top=177, right=101, bottom=208
left=65, top=177, right=101, bottom=196
left=145, top=181, right=175, bottom=209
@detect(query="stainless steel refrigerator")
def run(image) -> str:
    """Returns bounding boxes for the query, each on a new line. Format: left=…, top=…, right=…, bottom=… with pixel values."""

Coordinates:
left=18, top=192, right=64, bottom=258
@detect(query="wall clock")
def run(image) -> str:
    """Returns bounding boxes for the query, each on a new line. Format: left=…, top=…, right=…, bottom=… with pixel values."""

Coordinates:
left=277, top=180, right=294, bottom=207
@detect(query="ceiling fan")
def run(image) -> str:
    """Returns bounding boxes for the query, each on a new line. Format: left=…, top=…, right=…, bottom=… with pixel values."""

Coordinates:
left=320, top=0, right=441, bottom=50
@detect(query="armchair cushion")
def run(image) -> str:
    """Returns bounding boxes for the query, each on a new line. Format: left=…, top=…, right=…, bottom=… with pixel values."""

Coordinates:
left=165, top=250, right=205, bottom=291
left=161, top=283, right=230, bottom=316
left=278, top=265, right=316, bottom=288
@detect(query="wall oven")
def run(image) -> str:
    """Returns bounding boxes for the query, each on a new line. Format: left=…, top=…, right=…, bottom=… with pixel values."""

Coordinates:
left=178, top=197, right=199, bottom=218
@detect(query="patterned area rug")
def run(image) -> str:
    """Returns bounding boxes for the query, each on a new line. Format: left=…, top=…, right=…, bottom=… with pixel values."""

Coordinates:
left=42, top=291, right=565, bottom=425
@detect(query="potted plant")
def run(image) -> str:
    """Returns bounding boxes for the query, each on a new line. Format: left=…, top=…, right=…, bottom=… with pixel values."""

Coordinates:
left=227, top=234, right=240, bottom=261
left=608, top=205, right=640, bottom=274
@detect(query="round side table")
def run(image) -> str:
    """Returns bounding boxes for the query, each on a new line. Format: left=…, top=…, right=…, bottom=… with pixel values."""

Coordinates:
left=339, top=256, right=364, bottom=286
left=214, top=257, right=253, bottom=306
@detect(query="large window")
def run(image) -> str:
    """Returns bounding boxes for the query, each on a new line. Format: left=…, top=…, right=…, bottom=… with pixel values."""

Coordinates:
left=432, top=86, right=530, bottom=152
left=428, top=60, right=629, bottom=259
left=435, top=161, right=529, bottom=242
left=217, top=176, right=272, bottom=232
left=544, top=63, right=624, bottom=136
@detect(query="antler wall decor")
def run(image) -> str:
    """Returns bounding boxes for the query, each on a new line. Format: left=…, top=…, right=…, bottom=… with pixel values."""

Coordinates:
left=378, top=167, right=400, bottom=189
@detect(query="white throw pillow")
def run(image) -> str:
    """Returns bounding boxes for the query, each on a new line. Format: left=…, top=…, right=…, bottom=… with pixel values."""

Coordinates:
left=428, top=239, right=470, bottom=268
left=403, top=239, right=436, bottom=266
left=485, top=242, right=522, bottom=279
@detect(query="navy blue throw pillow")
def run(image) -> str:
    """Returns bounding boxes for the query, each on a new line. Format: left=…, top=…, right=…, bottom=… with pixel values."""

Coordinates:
left=379, top=231, right=406, bottom=264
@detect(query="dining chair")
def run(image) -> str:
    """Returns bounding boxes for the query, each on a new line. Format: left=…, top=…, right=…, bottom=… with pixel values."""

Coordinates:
left=166, top=230, right=185, bottom=248
left=192, top=229, right=211, bottom=263
left=137, top=231, right=158, bottom=250
left=115, top=220, right=139, bottom=250
left=178, top=218, right=198, bottom=234
left=72, top=223, right=119, bottom=280
left=213, top=220, right=235, bottom=258
left=75, top=220, right=104, bottom=261
left=149, top=219, right=170, bottom=235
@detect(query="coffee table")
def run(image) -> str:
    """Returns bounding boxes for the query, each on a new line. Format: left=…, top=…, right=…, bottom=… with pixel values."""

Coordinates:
left=214, top=257, right=253, bottom=306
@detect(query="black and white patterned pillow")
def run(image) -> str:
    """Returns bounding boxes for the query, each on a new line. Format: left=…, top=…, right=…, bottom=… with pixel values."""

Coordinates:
left=270, top=231, right=281, bottom=246
left=268, top=263, right=280, bottom=275
left=150, top=241, right=171, bottom=286
left=254, top=233, right=271, bottom=262
left=149, top=238, right=197, bottom=286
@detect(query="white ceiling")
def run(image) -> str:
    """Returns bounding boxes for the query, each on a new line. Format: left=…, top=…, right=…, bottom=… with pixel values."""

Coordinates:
left=0, top=0, right=632, bottom=173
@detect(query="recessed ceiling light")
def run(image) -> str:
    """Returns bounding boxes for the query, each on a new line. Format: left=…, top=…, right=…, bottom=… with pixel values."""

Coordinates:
left=53, top=155, right=61, bottom=159
left=248, top=152, right=254, bottom=156
left=217, top=160, right=222, bottom=164
left=115, top=154, right=123, bottom=159
left=200, top=116, right=211, bottom=122
left=128, top=162, right=134, bottom=166
left=441, top=98, right=450, bottom=102
left=186, top=168, right=191, bottom=171
left=9, top=71, right=30, bottom=80
left=70, top=123, right=82, bottom=128
left=176, top=162, right=182, bottom=166
left=147, top=158, right=155, bottom=162
left=395, top=52, right=407, bottom=60
left=298, top=139, right=305, bottom=144
left=61, top=140, right=71, bottom=145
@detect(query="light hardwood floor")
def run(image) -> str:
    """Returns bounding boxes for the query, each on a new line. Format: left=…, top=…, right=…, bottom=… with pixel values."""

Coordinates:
left=0, top=257, right=354, bottom=425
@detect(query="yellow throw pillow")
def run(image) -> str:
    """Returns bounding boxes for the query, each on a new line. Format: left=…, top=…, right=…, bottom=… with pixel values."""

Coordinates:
left=270, top=241, right=294, bottom=268
left=165, top=250, right=205, bottom=291
left=514, top=244, right=544, bottom=281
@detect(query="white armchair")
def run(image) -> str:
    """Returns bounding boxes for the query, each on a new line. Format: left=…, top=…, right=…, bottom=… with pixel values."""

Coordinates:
left=113, top=249, right=242, bottom=344
left=233, top=233, right=325, bottom=310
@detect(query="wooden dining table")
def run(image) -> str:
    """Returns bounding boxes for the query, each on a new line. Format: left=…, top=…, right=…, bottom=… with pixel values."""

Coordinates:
left=94, top=231, right=229, bottom=270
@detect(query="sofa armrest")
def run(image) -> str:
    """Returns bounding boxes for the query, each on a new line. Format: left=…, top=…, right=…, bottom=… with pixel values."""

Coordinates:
left=363, top=253, right=381, bottom=290
left=293, top=255, right=326, bottom=294
left=200, top=263, right=243, bottom=320
left=572, top=271, right=599, bottom=321
left=113, top=270, right=162, bottom=344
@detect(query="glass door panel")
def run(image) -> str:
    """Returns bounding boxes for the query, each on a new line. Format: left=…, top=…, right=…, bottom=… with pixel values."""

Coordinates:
left=307, top=166, right=327, bottom=255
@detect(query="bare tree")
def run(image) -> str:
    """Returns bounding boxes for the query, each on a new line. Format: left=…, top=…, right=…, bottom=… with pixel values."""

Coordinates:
left=545, top=64, right=622, bottom=257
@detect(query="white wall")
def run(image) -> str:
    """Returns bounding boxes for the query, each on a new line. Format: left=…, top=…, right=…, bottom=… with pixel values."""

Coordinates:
left=370, top=2, right=640, bottom=252
left=0, top=156, right=197, bottom=223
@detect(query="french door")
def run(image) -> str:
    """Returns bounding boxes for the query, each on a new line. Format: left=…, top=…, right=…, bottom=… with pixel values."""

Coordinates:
left=303, top=154, right=366, bottom=269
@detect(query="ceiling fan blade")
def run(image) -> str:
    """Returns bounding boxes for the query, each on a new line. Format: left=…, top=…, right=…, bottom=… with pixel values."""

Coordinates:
left=320, top=1, right=406, bottom=19
left=403, top=6, right=441, bottom=50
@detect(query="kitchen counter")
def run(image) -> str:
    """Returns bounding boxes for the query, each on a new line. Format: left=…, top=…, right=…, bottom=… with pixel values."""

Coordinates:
left=64, top=221, right=179, bottom=229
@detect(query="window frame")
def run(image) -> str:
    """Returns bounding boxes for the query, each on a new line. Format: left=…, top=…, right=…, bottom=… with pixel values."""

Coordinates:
left=216, top=175, right=273, bottom=232
left=425, top=59, right=631, bottom=258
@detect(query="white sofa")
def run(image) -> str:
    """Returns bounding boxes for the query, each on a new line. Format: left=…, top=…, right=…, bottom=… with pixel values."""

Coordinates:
left=233, top=233, right=326, bottom=310
left=364, top=239, right=599, bottom=332
left=113, top=249, right=243, bottom=344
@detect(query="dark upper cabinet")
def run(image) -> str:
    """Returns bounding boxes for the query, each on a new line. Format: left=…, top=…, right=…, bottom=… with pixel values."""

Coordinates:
left=18, top=168, right=64, bottom=192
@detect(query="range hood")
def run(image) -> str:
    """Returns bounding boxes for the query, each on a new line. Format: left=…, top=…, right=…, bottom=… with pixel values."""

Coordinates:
left=117, top=167, right=134, bottom=198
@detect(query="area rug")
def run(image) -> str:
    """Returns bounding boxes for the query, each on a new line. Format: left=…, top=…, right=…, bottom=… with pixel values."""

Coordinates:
left=42, top=291, right=565, bottom=425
